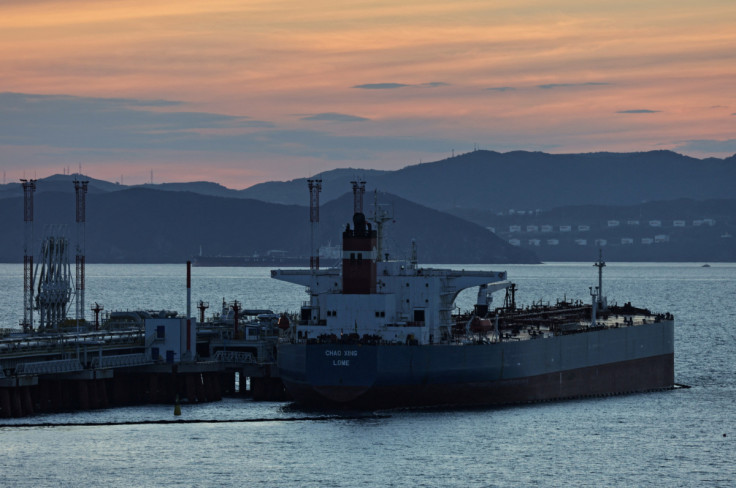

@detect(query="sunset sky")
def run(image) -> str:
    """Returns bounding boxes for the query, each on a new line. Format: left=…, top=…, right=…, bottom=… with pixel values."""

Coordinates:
left=1, top=0, right=735, bottom=188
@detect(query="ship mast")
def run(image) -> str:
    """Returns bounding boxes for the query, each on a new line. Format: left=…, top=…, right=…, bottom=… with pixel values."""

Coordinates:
left=371, top=191, right=393, bottom=262
left=350, top=179, right=365, bottom=215
left=594, top=249, right=606, bottom=310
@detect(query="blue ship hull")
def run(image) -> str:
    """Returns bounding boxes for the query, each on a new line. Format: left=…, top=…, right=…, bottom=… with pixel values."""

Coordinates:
left=277, top=320, right=675, bottom=409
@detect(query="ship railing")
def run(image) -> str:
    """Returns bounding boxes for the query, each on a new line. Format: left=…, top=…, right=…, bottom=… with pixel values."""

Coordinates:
left=91, top=353, right=151, bottom=369
left=15, top=358, right=83, bottom=375
left=213, top=350, right=256, bottom=364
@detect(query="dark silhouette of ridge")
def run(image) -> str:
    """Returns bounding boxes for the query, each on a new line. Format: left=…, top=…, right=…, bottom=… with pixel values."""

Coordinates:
left=0, top=188, right=536, bottom=264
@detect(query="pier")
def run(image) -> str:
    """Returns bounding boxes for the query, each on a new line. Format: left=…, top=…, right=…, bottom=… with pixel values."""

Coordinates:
left=0, top=317, right=289, bottom=418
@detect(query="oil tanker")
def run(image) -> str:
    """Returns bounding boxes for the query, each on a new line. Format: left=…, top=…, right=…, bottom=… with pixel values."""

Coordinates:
left=273, top=185, right=674, bottom=409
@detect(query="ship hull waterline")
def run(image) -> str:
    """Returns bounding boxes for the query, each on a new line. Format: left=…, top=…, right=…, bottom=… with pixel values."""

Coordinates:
left=278, top=320, right=675, bottom=410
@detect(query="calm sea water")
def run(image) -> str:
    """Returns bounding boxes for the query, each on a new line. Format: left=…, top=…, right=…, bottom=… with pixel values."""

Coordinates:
left=1, top=263, right=735, bottom=487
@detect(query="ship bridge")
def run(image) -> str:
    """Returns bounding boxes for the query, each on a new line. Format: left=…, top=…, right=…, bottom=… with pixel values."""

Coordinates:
left=272, top=260, right=509, bottom=345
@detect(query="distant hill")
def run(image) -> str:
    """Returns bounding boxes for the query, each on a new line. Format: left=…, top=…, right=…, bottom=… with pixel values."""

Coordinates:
left=0, top=173, right=123, bottom=199
left=0, top=174, right=239, bottom=200
left=0, top=189, right=536, bottom=264
left=5, top=150, right=734, bottom=214
left=238, top=150, right=736, bottom=212
left=238, top=168, right=389, bottom=205
left=3, top=149, right=734, bottom=261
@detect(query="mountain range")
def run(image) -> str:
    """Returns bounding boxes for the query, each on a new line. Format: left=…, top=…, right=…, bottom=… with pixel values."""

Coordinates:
left=0, top=188, right=534, bottom=264
left=1, top=149, right=734, bottom=262
left=6, top=150, right=735, bottom=212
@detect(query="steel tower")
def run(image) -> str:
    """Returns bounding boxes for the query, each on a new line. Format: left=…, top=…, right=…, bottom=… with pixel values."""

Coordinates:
left=20, top=179, right=36, bottom=331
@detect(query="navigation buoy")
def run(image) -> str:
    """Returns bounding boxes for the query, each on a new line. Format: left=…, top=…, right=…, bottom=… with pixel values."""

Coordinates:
left=174, top=395, right=181, bottom=416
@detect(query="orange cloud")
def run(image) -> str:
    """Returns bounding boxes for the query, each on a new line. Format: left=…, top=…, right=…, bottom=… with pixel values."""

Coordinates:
left=1, top=0, right=735, bottom=186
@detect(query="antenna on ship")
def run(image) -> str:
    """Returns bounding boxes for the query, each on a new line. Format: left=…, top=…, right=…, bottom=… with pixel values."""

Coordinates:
left=371, top=191, right=393, bottom=262
left=350, top=179, right=365, bottom=215
left=91, top=302, right=104, bottom=331
left=197, top=300, right=209, bottom=323
left=594, top=248, right=606, bottom=311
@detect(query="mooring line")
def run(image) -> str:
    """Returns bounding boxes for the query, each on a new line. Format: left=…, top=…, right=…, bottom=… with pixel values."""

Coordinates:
left=0, top=414, right=390, bottom=428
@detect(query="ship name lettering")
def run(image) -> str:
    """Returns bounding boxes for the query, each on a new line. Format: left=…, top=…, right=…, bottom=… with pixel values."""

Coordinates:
left=325, top=350, right=358, bottom=357
left=332, top=360, right=350, bottom=366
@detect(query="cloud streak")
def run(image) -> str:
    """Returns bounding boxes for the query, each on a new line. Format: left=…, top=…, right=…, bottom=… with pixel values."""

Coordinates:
left=0, top=92, right=274, bottom=150
left=353, top=83, right=409, bottom=90
left=616, top=109, right=661, bottom=114
left=352, top=82, right=449, bottom=90
left=0, top=92, right=469, bottom=182
left=300, top=112, right=369, bottom=122
left=537, top=82, right=612, bottom=90
left=676, top=139, right=736, bottom=154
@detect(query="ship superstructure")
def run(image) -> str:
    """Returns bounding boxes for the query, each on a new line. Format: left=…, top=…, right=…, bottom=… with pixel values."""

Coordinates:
left=272, top=210, right=508, bottom=346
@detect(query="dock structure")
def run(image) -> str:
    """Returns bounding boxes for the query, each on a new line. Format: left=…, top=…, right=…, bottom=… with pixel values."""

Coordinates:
left=0, top=313, right=289, bottom=418
left=20, top=179, right=36, bottom=333
left=1, top=178, right=288, bottom=418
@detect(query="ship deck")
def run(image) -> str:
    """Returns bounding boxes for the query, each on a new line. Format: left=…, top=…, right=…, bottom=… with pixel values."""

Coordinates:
left=286, top=302, right=673, bottom=347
